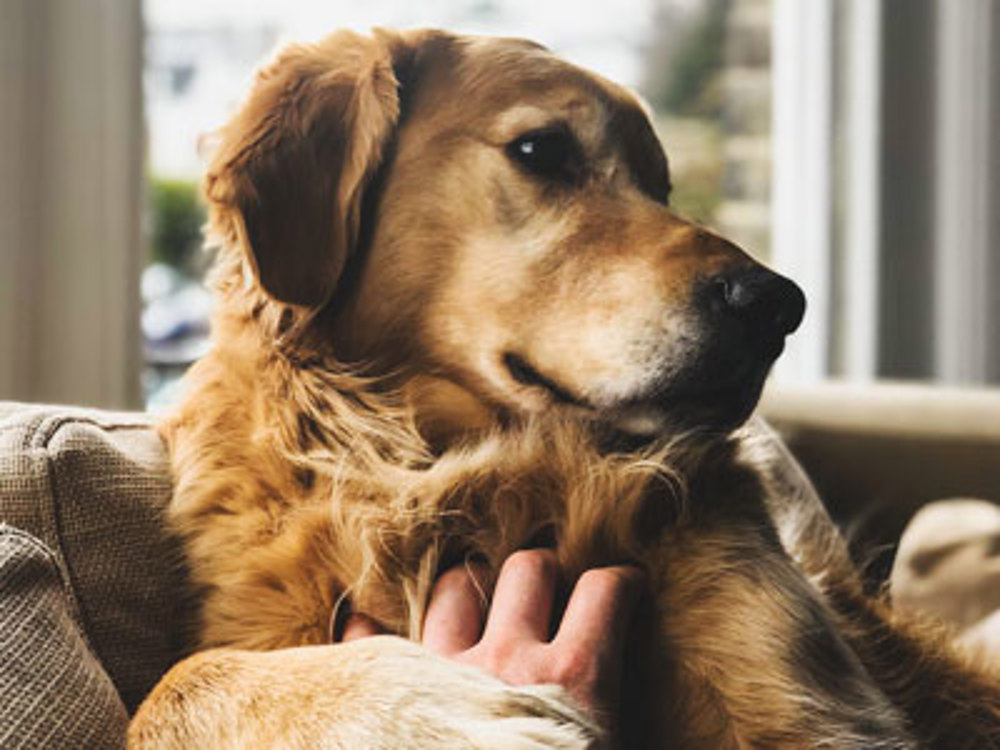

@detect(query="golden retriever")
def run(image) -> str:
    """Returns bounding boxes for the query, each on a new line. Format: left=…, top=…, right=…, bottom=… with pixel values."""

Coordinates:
left=129, top=28, right=1000, bottom=748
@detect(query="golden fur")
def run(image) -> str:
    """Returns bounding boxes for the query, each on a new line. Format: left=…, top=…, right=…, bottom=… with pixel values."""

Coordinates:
left=130, top=29, right=1000, bottom=749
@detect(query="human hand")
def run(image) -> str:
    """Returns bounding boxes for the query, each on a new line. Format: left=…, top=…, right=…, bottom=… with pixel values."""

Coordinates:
left=340, top=549, right=644, bottom=730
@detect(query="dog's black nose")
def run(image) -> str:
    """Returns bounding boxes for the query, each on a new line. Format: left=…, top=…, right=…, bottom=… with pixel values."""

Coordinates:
left=703, top=267, right=806, bottom=340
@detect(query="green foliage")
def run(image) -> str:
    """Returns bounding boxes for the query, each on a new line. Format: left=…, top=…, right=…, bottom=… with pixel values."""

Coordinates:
left=643, top=0, right=732, bottom=118
left=671, top=171, right=723, bottom=226
left=653, top=116, right=725, bottom=226
left=149, top=177, right=205, bottom=273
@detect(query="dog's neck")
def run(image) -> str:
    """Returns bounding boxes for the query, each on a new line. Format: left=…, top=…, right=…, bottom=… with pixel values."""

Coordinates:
left=207, top=260, right=504, bottom=451
left=399, top=375, right=500, bottom=449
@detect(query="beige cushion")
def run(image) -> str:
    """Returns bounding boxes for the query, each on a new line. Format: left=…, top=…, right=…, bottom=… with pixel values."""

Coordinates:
left=0, top=402, right=191, bottom=714
left=892, top=499, right=1000, bottom=656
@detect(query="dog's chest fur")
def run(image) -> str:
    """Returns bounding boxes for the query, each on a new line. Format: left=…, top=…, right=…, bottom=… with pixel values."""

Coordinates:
left=165, top=299, right=738, bottom=647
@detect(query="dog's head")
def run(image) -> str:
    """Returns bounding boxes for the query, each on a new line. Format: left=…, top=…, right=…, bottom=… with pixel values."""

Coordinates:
left=206, top=29, right=804, bottom=440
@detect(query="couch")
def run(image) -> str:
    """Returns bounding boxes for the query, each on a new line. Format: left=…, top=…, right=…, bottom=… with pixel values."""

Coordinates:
left=1, top=384, right=997, bottom=747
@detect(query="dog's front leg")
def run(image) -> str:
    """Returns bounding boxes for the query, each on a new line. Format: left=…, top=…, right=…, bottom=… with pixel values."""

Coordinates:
left=128, top=636, right=600, bottom=749
left=645, top=518, right=916, bottom=750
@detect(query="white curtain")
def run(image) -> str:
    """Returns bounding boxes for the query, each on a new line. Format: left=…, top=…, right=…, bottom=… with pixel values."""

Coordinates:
left=0, top=0, right=144, bottom=409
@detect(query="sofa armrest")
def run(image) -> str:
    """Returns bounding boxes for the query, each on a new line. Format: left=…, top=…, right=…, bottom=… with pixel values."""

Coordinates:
left=760, top=382, right=1000, bottom=574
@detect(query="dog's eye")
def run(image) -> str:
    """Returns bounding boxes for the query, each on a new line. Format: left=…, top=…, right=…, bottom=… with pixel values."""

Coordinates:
left=507, top=129, right=581, bottom=181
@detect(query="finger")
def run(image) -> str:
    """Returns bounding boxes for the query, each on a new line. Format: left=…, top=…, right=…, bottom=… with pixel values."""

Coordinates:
left=482, top=549, right=559, bottom=644
left=422, top=561, right=490, bottom=656
left=340, top=612, right=384, bottom=642
left=552, top=566, right=644, bottom=661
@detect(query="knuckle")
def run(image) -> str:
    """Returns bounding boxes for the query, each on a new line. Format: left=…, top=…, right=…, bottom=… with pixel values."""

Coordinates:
left=476, top=640, right=519, bottom=677
left=549, top=645, right=596, bottom=689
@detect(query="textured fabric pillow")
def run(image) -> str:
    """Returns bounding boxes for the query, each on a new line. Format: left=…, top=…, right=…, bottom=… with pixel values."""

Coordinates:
left=0, top=524, right=128, bottom=749
left=0, top=403, right=192, bottom=718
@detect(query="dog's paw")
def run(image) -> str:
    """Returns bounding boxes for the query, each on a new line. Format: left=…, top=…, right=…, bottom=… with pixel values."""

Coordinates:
left=312, top=636, right=601, bottom=749
left=129, top=636, right=601, bottom=749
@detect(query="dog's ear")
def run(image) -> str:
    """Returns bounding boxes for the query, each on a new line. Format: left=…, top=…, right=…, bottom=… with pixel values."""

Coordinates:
left=205, top=29, right=430, bottom=307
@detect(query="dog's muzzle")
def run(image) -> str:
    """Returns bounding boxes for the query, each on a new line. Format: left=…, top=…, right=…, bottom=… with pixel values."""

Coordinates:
left=638, top=266, right=805, bottom=432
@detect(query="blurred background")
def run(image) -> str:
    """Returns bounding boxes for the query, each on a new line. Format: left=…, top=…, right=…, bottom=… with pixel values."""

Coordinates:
left=0, top=0, right=998, bottom=411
